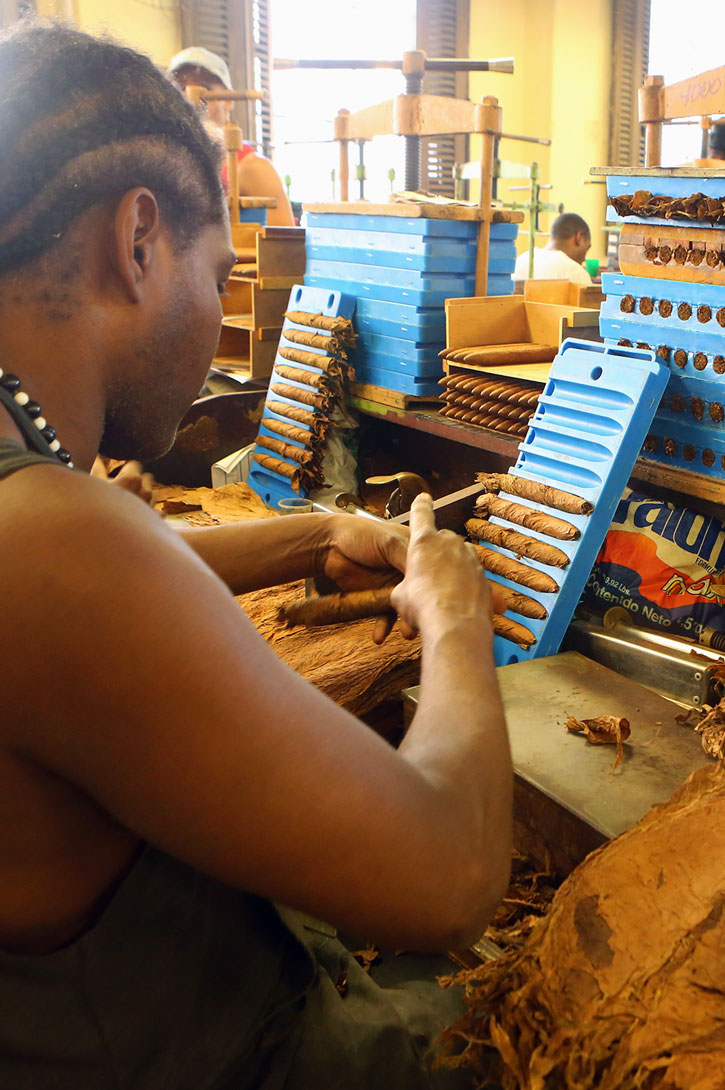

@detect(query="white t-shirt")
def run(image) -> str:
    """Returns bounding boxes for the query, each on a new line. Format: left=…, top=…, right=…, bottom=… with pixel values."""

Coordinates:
left=513, top=247, right=592, bottom=286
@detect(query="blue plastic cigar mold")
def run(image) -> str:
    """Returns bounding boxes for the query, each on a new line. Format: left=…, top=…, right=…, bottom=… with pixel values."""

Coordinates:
left=639, top=416, right=725, bottom=479
left=600, top=273, right=725, bottom=377
left=474, top=339, right=669, bottom=668
left=302, top=213, right=518, bottom=396
left=657, top=372, right=725, bottom=433
left=247, top=284, right=356, bottom=511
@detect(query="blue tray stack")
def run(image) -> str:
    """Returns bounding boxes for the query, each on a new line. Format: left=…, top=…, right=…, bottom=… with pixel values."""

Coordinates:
left=303, top=209, right=519, bottom=397
left=601, top=173, right=725, bottom=481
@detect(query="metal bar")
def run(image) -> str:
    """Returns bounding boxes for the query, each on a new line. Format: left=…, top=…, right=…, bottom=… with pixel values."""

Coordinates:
left=404, top=68, right=423, bottom=191
left=274, top=58, right=402, bottom=70
left=273, top=56, right=514, bottom=74
left=499, top=131, right=551, bottom=146
left=425, top=57, right=514, bottom=74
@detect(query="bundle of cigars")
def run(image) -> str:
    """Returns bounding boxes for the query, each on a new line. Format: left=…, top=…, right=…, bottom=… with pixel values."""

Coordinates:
left=252, top=310, right=357, bottom=493
left=437, top=373, right=542, bottom=437
left=278, top=472, right=595, bottom=653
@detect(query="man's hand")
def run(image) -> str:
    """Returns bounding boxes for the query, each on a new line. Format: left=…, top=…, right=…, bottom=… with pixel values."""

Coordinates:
left=391, top=494, right=492, bottom=636
left=320, top=515, right=410, bottom=644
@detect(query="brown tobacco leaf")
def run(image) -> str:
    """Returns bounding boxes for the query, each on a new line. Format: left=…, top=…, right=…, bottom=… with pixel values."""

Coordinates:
left=610, top=190, right=725, bottom=224
left=435, top=763, right=725, bottom=1090
left=352, top=945, right=382, bottom=973
left=693, top=698, right=725, bottom=760
left=159, top=499, right=203, bottom=515
left=566, top=714, right=631, bottom=769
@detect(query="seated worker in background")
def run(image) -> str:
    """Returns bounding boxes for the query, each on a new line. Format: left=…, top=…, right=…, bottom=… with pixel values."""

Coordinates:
left=708, top=120, right=725, bottom=161
left=0, top=22, right=511, bottom=1090
left=169, top=45, right=295, bottom=227
left=513, top=211, right=593, bottom=286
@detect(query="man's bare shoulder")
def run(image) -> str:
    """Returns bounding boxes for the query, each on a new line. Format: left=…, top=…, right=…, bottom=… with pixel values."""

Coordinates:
left=1, top=461, right=169, bottom=549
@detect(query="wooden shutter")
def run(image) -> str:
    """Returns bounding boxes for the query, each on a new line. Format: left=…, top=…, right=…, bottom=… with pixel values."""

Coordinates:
left=181, top=0, right=272, bottom=156
left=416, top=0, right=470, bottom=197
left=608, top=0, right=651, bottom=166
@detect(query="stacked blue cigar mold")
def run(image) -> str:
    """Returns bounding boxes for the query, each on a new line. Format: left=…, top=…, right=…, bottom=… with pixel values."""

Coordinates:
left=302, top=209, right=518, bottom=397
left=600, top=173, right=725, bottom=481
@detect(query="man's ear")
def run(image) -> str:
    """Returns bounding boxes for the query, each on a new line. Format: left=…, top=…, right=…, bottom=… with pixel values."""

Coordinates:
left=111, top=188, right=162, bottom=304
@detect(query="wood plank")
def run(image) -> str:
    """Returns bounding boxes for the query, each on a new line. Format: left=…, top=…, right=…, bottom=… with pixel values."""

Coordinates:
left=303, top=200, right=525, bottom=223
left=394, top=92, right=476, bottom=136
left=344, top=98, right=394, bottom=141
left=222, top=313, right=254, bottom=330
left=619, top=222, right=725, bottom=284
left=349, top=382, right=442, bottom=410
left=260, top=226, right=306, bottom=241
left=249, top=337, right=278, bottom=379
left=254, top=325, right=283, bottom=342
left=252, top=286, right=290, bottom=328
left=257, top=275, right=303, bottom=291
left=256, top=235, right=306, bottom=280
left=663, top=65, right=725, bottom=121
left=444, top=360, right=551, bottom=383
left=221, top=278, right=252, bottom=315
left=347, top=398, right=519, bottom=456
left=619, top=247, right=725, bottom=284
left=590, top=165, right=725, bottom=177
left=630, top=459, right=725, bottom=506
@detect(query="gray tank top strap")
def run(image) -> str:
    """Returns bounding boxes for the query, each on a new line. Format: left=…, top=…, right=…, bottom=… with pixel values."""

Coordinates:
left=0, top=437, right=57, bottom=479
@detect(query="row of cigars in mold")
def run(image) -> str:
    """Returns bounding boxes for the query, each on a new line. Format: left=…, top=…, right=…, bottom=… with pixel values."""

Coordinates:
left=601, top=176, right=725, bottom=480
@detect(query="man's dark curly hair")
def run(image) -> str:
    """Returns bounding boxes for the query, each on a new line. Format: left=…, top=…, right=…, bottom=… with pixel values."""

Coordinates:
left=0, top=20, right=226, bottom=277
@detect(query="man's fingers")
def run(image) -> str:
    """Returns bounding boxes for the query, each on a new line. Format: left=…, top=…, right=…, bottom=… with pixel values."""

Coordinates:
left=490, top=583, right=508, bottom=616
left=408, top=493, right=436, bottom=544
left=372, top=612, right=395, bottom=645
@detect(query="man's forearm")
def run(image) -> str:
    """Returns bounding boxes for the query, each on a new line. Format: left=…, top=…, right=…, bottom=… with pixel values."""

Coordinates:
left=178, top=513, right=333, bottom=594
left=399, top=618, right=513, bottom=924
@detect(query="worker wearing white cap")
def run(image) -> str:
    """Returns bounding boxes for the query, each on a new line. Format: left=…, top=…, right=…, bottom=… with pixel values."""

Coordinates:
left=169, top=46, right=294, bottom=226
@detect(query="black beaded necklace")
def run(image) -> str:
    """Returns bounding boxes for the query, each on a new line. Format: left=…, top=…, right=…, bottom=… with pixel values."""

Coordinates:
left=0, top=370, right=74, bottom=468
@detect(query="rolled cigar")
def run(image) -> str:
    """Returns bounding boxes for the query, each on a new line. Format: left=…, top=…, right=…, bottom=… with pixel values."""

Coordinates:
left=284, top=312, right=356, bottom=341
left=262, top=416, right=317, bottom=447
left=440, top=343, right=556, bottom=366
left=283, top=328, right=343, bottom=352
left=474, top=493, right=580, bottom=540
left=267, top=400, right=328, bottom=432
left=279, top=587, right=394, bottom=628
left=253, top=452, right=303, bottom=490
left=495, top=585, right=548, bottom=620
left=466, top=518, right=570, bottom=568
left=492, top=614, right=536, bottom=649
left=256, top=434, right=315, bottom=465
left=274, top=363, right=334, bottom=389
left=475, top=473, right=594, bottom=516
left=278, top=346, right=348, bottom=378
left=474, top=545, right=560, bottom=594
left=270, top=382, right=331, bottom=411
left=491, top=420, right=524, bottom=435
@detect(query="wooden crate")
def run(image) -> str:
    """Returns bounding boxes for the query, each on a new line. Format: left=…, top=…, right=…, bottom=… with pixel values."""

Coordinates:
left=217, top=226, right=306, bottom=379
left=523, top=279, right=604, bottom=310
left=443, top=296, right=594, bottom=382
left=214, top=325, right=279, bottom=381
